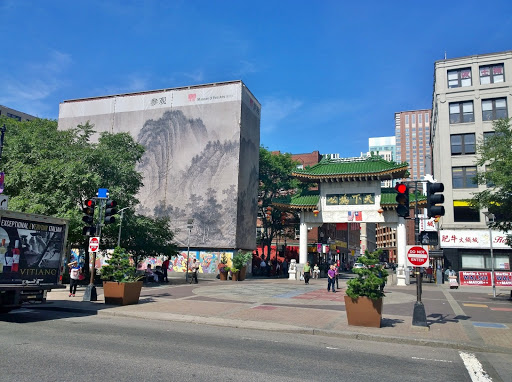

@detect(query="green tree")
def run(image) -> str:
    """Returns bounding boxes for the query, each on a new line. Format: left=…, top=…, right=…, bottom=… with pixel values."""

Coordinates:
left=258, top=146, right=300, bottom=258
left=471, top=118, right=512, bottom=244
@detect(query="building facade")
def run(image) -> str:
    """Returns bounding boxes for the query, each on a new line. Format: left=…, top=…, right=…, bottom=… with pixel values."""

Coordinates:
left=395, top=109, right=432, bottom=180
left=0, top=105, right=36, bottom=121
left=431, top=50, right=512, bottom=272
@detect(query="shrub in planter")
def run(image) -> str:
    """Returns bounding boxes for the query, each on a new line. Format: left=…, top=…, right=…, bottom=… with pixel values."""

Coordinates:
left=345, top=249, right=388, bottom=327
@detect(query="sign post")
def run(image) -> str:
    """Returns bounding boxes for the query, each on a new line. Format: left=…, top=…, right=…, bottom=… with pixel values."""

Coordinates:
left=406, top=245, right=429, bottom=328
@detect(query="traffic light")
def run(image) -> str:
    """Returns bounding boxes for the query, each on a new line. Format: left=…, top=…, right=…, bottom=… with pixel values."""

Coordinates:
left=82, top=199, right=96, bottom=236
left=395, top=183, right=410, bottom=218
left=104, top=200, right=118, bottom=224
left=427, top=182, right=445, bottom=218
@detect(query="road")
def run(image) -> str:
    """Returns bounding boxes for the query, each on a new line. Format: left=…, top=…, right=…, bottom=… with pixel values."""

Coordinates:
left=1, top=308, right=510, bottom=382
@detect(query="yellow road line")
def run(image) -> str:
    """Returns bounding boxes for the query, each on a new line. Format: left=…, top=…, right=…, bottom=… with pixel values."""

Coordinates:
left=462, top=303, right=488, bottom=308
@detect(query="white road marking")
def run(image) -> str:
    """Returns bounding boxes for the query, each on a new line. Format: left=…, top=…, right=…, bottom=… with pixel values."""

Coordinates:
left=459, top=352, right=492, bottom=382
left=411, top=356, right=453, bottom=363
left=326, top=346, right=339, bottom=349
left=8, top=309, right=36, bottom=314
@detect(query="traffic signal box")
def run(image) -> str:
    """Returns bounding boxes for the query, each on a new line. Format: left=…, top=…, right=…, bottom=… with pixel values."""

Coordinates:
left=104, top=200, right=118, bottom=224
left=427, top=182, right=445, bottom=218
left=82, top=199, right=96, bottom=236
left=395, top=183, right=410, bottom=218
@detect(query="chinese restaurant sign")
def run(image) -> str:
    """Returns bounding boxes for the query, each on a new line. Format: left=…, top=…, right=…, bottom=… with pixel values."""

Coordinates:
left=459, top=271, right=512, bottom=287
left=326, top=193, right=375, bottom=205
left=440, top=230, right=511, bottom=249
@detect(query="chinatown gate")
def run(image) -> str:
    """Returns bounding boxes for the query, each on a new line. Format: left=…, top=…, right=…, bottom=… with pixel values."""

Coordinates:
left=274, top=155, right=420, bottom=286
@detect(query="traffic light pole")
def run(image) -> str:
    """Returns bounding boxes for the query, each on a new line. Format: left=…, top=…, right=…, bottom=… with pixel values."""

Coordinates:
left=411, top=180, right=427, bottom=327
left=83, top=198, right=105, bottom=302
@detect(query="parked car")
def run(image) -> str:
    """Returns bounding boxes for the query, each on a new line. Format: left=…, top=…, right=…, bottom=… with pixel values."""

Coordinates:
left=352, top=263, right=365, bottom=271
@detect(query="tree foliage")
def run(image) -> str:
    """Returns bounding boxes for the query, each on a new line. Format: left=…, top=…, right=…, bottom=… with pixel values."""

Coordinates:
left=471, top=118, right=512, bottom=243
left=346, top=250, right=388, bottom=300
left=0, top=117, right=177, bottom=260
left=258, top=146, right=300, bottom=256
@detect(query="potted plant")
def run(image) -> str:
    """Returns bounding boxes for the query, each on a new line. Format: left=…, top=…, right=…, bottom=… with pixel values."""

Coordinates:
left=230, top=267, right=240, bottom=281
left=232, top=250, right=253, bottom=281
left=344, top=249, right=388, bottom=328
left=100, top=246, right=144, bottom=305
left=218, top=254, right=229, bottom=281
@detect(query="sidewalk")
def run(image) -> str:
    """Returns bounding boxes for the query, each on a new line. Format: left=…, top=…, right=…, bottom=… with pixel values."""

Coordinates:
left=40, top=277, right=512, bottom=354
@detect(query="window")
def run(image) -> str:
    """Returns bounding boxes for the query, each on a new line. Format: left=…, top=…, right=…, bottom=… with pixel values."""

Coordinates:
left=449, top=101, right=474, bottom=123
left=412, top=114, right=416, bottom=125
left=454, top=201, right=480, bottom=222
left=405, top=115, right=409, bottom=126
left=452, top=166, right=478, bottom=188
left=296, top=164, right=304, bottom=170
left=418, top=113, right=422, bottom=125
left=480, top=64, right=504, bottom=84
left=448, top=68, right=472, bottom=88
left=461, top=254, right=510, bottom=269
left=425, top=113, right=429, bottom=124
left=482, top=98, right=508, bottom=121
left=450, top=133, right=475, bottom=155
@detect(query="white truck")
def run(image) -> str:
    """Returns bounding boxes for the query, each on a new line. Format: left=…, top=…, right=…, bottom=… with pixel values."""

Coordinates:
left=0, top=210, right=68, bottom=313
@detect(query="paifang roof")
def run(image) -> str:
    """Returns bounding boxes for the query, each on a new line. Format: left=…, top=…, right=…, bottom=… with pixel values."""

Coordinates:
left=273, top=188, right=426, bottom=211
left=292, top=156, right=409, bottom=182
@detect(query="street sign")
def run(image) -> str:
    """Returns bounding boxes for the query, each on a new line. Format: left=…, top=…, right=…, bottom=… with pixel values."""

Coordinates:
left=88, top=236, right=100, bottom=252
left=420, top=231, right=439, bottom=246
left=0, top=195, right=8, bottom=210
left=406, top=245, right=429, bottom=267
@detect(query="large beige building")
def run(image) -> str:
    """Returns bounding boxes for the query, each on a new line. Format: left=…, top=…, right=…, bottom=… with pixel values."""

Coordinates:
left=431, top=50, right=512, bottom=272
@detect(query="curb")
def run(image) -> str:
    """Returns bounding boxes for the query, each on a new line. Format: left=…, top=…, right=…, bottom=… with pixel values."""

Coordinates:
left=31, top=304, right=512, bottom=355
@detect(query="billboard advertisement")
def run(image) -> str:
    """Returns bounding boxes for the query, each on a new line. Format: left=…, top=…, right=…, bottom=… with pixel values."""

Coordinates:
left=58, top=81, right=260, bottom=250
left=0, top=216, right=66, bottom=284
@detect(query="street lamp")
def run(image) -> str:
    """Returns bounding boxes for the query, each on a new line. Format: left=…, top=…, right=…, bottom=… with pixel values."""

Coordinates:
left=483, top=212, right=496, bottom=298
left=117, top=207, right=131, bottom=247
left=185, top=218, right=194, bottom=282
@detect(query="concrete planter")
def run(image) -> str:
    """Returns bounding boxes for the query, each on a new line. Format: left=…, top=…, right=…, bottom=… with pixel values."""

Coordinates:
left=344, top=295, right=382, bottom=328
left=103, top=281, right=143, bottom=306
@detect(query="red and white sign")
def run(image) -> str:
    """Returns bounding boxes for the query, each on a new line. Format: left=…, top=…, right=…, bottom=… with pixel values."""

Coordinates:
left=459, top=271, right=512, bottom=286
left=406, top=246, right=429, bottom=267
left=88, top=237, right=100, bottom=253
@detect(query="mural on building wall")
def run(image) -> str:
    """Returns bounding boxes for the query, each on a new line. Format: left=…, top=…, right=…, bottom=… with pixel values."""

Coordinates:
left=134, top=250, right=233, bottom=274
left=58, top=82, right=260, bottom=251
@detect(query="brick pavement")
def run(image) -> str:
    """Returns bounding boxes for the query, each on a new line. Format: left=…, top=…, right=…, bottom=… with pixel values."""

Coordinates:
left=38, top=277, right=512, bottom=354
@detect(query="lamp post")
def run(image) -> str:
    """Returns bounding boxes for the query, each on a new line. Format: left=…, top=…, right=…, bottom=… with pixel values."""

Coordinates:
left=117, top=207, right=130, bottom=247
left=483, top=212, right=496, bottom=298
left=185, top=218, right=194, bottom=282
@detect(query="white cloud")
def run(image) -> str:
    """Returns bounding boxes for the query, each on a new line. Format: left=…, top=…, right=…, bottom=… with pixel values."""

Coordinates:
left=260, top=96, right=303, bottom=133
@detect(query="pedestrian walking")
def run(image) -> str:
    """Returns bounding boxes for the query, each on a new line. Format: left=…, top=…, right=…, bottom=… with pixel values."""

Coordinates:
left=162, top=258, right=170, bottom=282
left=327, top=264, right=336, bottom=293
left=67, top=260, right=81, bottom=297
left=191, top=258, right=200, bottom=284
left=426, top=266, right=433, bottom=283
left=334, top=263, right=340, bottom=289
left=303, top=261, right=311, bottom=284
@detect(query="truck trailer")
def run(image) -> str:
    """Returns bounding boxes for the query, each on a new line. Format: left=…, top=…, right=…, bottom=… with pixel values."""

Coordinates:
left=0, top=210, right=68, bottom=313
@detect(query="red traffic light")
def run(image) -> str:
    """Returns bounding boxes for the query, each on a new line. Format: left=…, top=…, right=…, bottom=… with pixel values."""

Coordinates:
left=85, top=199, right=95, bottom=208
left=395, top=183, right=407, bottom=194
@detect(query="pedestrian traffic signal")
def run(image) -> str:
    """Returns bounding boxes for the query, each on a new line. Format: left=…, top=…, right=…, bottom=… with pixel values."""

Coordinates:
left=82, top=199, right=96, bottom=236
left=395, top=183, right=410, bottom=218
left=427, top=182, right=445, bottom=218
left=104, top=199, right=118, bottom=224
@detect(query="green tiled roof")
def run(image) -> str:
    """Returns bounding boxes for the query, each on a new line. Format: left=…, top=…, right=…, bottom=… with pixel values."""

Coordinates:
left=293, top=156, right=408, bottom=181
left=273, top=191, right=320, bottom=210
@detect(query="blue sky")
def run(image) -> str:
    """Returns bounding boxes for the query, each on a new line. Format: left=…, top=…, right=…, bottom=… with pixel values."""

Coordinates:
left=1, top=1, right=511, bottom=157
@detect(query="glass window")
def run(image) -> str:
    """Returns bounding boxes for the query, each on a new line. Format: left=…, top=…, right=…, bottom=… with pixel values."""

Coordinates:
left=482, top=98, right=508, bottom=121
left=448, top=68, right=472, bottom=88
left=405, top=115, right=409, bottom=126
left=425, top=113, right=429, bottom=124
left=479, top=64, right=504, bottom=84
left=452, top=166, right=478, bottom=188
left=418, top=113, right=422, bottom=125
left=454, top=203, right=480, bottom=222
left=450, top=133, right=475, bottom=155
left=449, top=101, right=474, bottom=124
left=412, top=114, right=416, bottom=125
